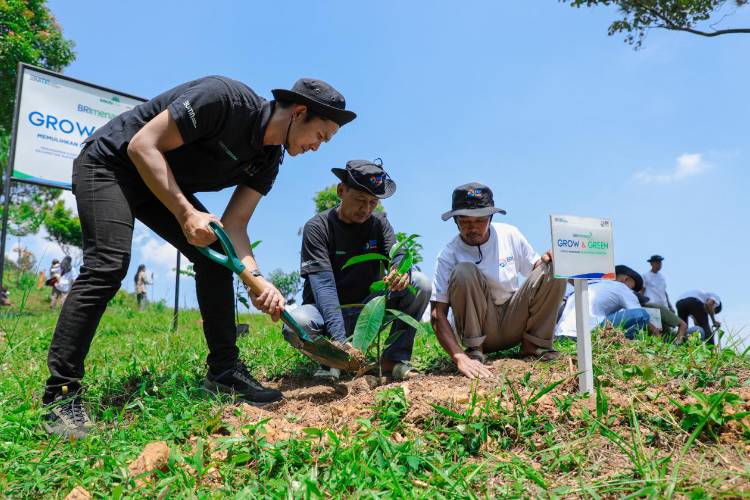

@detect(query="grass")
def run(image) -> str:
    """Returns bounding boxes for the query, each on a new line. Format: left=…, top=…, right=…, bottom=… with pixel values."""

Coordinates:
left=1, top=268, right=749, bottom=498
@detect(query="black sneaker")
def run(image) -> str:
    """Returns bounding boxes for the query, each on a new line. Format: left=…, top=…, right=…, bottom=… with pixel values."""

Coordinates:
left=204, top=362, right=283, bottom=405
left=43, top=386, right=92, bottom=439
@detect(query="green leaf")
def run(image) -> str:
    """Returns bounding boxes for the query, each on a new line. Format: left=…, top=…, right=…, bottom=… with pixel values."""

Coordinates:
left=352, top=295, right=386, bottom=351
left=250, top=240, right=262, bottom=250
left=397, top=252, right=414, bottom=274
left=342, top=253, right=389, bottom=270
left=370, top=280, right=387, bottom=293
left=389, top=234, right=419, bottom=260
left=385, top=309, right=425, bottom=334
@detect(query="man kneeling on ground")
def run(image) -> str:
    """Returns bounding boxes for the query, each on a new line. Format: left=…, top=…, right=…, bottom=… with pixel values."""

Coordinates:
left=556, top=265, right=656, bottom=339
left=285, top=160, right=431, bottom=380
left=430, top=183, right=566, bottom=379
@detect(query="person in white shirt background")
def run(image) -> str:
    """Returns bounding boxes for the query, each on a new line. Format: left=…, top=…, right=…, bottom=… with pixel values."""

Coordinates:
left=430, top=182, right=566, bottom=379
left=556, top=265, right=655, bottom=339
left=675, top=290, right=722, bottom=345
left=642, top=255, right=673, bottom=312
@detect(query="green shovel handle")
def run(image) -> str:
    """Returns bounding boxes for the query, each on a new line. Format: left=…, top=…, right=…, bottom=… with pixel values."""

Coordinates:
left=195, top=222, right=246, bottom=275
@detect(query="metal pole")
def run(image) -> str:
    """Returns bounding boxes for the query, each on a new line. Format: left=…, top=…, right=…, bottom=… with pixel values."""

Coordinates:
left=172, top=250, right=181, bottom=331
left=575, top=279, right=594, bottom=394
left=0, top=63, right=26, bottom=290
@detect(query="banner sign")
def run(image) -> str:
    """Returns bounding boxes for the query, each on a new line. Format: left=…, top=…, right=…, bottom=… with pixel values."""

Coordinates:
left=9, top=64, right=144, bottom=189
left=550, top=214, right=615, bottom=280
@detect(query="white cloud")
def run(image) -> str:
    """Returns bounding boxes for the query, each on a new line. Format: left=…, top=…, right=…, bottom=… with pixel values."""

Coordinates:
left=634, top=153, right=712, bottom=184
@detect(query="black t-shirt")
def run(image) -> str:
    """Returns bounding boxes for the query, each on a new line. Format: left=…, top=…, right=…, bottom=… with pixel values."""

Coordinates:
left=301, top=208, right=396, bottom=306
left=85, top=76, right=282, bottom=195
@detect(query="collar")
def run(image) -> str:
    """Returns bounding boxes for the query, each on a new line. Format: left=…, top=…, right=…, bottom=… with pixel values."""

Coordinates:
left=251, top=99, right=275, bottom=149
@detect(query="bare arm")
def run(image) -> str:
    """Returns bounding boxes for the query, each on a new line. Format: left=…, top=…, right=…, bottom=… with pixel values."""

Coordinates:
left=222, top=185, right=285, bottom=322
left=127, top=110, right=218, bottom=246
left=430, top=301, right=492, bottom=379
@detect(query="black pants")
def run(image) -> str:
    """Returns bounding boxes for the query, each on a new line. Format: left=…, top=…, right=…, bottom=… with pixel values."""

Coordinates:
left=44, top=145, right=238, bottom=402
left=676, top=297, right=715, bottom=345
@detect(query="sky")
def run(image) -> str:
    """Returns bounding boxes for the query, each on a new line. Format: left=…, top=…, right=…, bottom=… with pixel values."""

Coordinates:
left=9, top=0, right=750, bottom=344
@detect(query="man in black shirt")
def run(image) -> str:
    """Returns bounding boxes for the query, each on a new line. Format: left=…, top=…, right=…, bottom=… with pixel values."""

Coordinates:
left=43, top=77, right=356, bottom=439
left=286, top=160, right=431, bottom=380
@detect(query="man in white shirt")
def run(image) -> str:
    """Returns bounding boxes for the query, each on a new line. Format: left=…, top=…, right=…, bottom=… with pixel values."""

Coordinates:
left=556, top=265, right=651, bottom=339
left=675, top=290, right=722, bottom=344
left=642, top=255, right=673, bottom=311
left=430, top=183, right=566, bottom=379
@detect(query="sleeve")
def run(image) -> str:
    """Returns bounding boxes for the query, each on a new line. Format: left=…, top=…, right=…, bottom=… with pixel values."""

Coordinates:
left=513, top=227, right=540, bottom=277
left=430, top=247, right=455, bottom=303
left=167, top=78, right=231, bottom=145
left=381, top=216, right=397, bottom=256
left=621, top=287, right=641, bottom=310
left=243, top=160, right=279, bottom=196
left=308, top=271, right=347, bottom=342
left=300, top=217, right=332, bottom=276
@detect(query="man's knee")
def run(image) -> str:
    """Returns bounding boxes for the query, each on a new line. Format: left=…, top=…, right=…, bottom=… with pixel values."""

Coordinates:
left=80, top=251, right=130, bottom=288
left=283, top=304, right=323, bottom=333
left=410, top=271, right=432, bottom=300
left=449, top=262, right=481, bottom=288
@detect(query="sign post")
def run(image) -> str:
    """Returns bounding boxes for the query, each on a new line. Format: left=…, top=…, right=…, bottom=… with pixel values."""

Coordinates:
left=550, top=214, right=615, bottom=394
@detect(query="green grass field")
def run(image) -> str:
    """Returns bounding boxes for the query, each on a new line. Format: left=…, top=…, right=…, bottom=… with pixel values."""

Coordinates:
left=1, top=269, right=749, bottom=498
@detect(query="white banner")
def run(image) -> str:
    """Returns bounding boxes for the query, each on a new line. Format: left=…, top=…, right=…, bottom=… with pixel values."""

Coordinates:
left=10, top=65, right=144, bottom=189
left=550, top=214, right=615, bottom=280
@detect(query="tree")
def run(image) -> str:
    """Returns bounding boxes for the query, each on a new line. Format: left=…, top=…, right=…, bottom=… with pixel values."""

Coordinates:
left=0, top=0, right=76, bottom=235
left=44, top=199, right=82, bottom=254
left=267, top=268, right=302, bottom=305
left=562, top=0, right=749, bottom=47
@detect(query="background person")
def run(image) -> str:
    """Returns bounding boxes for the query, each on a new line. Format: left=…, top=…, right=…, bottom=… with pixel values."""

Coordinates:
left=675, top=290, right=722, bottom=344
left=134, top=264, right=152, bottom=311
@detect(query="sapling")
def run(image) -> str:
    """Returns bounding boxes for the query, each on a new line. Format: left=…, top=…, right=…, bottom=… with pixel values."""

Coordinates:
left=341, top=234, right=426, bottom=379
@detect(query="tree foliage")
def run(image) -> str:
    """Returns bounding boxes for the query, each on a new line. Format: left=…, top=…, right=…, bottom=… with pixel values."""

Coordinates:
left=267, top=268, right=302, bottom=304
left=44, top=199, right=82, bottom=254
left=563, top=0, right=749, bottom=47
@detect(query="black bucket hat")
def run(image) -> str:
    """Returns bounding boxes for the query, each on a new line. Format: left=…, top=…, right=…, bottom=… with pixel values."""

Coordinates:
left=272, top=78, right=356, bottom=126
left=615, top=264, right=644, bottom=292
left=441, top=182, right=506, bottom=221
left=332, top=159, right=396, bottom=199
left=647, top=255, right=664, bottom=263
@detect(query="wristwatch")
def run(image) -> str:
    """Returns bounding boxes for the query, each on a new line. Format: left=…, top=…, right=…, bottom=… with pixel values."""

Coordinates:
left=249, top=269, right=263, bottom=278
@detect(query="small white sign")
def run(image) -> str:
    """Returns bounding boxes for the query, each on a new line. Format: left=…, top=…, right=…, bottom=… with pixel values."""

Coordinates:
left=644, top=307, right=662, bottom=330
left=550, top=214, right=615, bottom=280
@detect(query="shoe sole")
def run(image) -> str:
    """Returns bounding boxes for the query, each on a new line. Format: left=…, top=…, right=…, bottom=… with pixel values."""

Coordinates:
left=43, top=421, right=90, bottom=440
left=202, top=379, right=283, bottom=407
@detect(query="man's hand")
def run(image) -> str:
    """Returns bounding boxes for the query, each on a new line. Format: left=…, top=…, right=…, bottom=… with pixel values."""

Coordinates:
left=454, top=353, right=493, bottom=379
left=534, top=249, right=553, bottom=269
left=713, top=320, right=722, bottom=329
left=384, top=268, right=410, bottom=292
left=181, top=210, right=221, bottom=246
left=250, top=281, right=285, bottom=322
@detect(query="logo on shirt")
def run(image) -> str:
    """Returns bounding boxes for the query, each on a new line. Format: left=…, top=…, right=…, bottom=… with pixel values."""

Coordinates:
left=499, top=255, right=514, bottom=268
left=218, top=141, right=238, bottom=160
left=364, top=240, right=378, bottom=251
left=183, top=100, right=197, bottom=129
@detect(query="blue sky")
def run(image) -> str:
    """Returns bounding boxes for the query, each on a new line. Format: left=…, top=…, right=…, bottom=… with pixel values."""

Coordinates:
left=14, top=1, right=750, bottom=340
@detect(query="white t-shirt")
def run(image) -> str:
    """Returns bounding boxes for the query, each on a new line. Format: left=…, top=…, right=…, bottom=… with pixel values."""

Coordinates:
left=556, top=280, right=640, bottom=337
left=642, top=270, right=669, bottom=308
left=678, top=289, right=721, bottom=306
left=431, top=222, right=539, bottom=305
left=54, top=271, right=74, bottom=294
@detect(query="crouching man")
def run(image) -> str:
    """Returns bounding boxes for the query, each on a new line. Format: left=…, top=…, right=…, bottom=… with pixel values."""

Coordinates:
left=284, top=160, right=431, bottom=380
left=430, top=183, right=566, bottom=379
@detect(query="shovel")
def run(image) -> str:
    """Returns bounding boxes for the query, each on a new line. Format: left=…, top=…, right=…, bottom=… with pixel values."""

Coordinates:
left=195, top=222, right=364, bottom=372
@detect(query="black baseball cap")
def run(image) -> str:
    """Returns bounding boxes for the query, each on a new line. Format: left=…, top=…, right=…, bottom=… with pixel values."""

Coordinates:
left=441, top=182, right=506, bottom=221
left=332, top=159, right=396, bottom=199
left=615, top=264, right=644, bottom=292
left=272, top=78, right=356, bottom=126
left=647, top=255, right=664, bottom=263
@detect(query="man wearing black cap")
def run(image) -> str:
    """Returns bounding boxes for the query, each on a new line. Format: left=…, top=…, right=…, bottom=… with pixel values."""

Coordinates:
left=42, top=76, right=356, bottom=438
left=287, top=160, right=431, bottom=380
left=430, top=183, right=566, bottom=379
left=556, top=265, right=654, bottom=339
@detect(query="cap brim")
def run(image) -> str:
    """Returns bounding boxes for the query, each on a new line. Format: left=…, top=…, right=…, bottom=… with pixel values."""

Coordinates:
left=331, top=168, right=396, bottom=199
left=441, top=206, right=506, bottom=221
left=272, top=89, right=356, bottom=126
left=647, top=257, right=664, bottom=262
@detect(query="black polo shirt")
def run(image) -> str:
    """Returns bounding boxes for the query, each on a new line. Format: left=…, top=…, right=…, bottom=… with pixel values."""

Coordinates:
left=84, top=76, right=282, bottom=195
left=300, top=208, right=396, bottom=306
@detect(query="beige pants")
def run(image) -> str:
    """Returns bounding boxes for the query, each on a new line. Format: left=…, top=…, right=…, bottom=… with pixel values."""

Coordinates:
left=448, top=262, right=566, bottom=353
